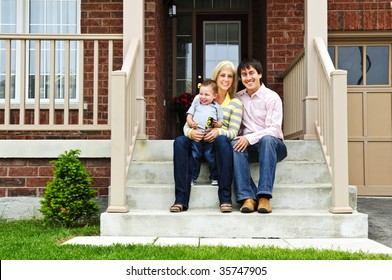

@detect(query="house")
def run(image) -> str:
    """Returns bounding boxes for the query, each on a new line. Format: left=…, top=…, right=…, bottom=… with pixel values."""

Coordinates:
left=0, top=0, right=391, bottom=237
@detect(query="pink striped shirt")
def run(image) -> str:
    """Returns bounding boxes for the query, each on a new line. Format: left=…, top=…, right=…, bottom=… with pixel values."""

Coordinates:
left=236, top=84, right=284, bottom=145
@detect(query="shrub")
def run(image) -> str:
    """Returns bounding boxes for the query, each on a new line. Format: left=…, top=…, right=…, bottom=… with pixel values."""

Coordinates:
left=40, top=149, right=99, bottom=227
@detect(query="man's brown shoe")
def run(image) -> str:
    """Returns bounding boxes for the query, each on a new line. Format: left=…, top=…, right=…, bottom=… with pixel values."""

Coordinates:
left=240, top=199, right=255, bottom=213
left=258, top=198, right=272, bottom=213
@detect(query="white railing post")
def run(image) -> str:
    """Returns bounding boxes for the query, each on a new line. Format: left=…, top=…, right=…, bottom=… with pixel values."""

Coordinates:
left=304, top=0, right=327, bottom=139
left=106, top=38, right=141, bottom=213
left=330, top=70, right=352, bottom=213
left=107, top=71, right=128, bottom=213
left=124, top=0, right=146, bottom=139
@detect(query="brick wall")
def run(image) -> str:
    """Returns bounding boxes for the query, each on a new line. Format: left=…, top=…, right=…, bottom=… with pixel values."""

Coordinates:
left=0, top=158, right=110, bottom=199
left=81, top=0, right=123, bottom=137
left=266, top=0, right=305, bottom=98
left=145, top=0, right=171, bottom=139
left=328, top=0, right=392, bottom=31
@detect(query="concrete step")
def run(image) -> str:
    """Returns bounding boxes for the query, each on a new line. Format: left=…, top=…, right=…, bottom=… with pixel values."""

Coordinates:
left=132, top=139, right=325, bottom=162
left=100, top=139, right=368, bottom=239
left=127, top=183, right=336, bottom=211
left=128, top=160, right=330, bottom=185
left=100, top=209, right=368, bottom=238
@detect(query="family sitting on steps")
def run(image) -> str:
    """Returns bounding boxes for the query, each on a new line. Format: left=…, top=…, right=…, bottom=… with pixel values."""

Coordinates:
left=170, top=58, right=287, bottom=214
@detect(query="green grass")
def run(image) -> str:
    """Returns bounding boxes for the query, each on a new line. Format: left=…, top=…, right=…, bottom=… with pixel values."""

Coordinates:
left=0, top=219, right=391, bottom=260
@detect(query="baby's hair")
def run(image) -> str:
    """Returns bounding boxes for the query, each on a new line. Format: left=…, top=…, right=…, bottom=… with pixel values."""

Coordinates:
left=200, top=79, right=218, bottom=94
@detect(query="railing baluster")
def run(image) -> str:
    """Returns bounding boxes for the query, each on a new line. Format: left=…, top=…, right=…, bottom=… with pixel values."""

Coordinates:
left=19, top=40, right=26, bottom=125
left=34, top=40, right=41, bottom=125
left=5, top=40, right=11, bottom=125
left=49, top=40, right=56, bottom=125
left=93, top=40, right=99, bottom=126
left=64, top=40, right=70, bottom=125
left=78, top=41, right=84, bottom=126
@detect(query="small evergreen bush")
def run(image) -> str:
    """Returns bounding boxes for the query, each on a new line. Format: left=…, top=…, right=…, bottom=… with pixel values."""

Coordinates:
left=40, top=149, right=99, bottom=227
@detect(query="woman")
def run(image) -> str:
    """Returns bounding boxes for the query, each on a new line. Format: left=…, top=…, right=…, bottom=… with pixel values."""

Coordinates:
left=170, top=61, right=243, bottom=213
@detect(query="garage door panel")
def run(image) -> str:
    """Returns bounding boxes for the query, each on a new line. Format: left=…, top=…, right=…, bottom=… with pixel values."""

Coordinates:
left=367, top=142, right=392, bottom=185
left=348, top=93, right=363, bottom=137
left=348, top=142, right=364, bottom=186
left=367, top=93, right=392, bottom=137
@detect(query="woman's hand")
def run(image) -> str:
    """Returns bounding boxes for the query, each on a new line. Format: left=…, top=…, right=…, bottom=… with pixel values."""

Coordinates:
left=190, top=129, right=205, bottom=142
left=203, top=128, right=219, bottom=143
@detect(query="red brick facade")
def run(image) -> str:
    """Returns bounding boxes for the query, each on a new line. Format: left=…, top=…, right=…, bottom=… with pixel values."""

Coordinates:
left=0, top=158, right=110, bottom=198
left=2, top=0, right=391, bottom=200
left=328, top=0, right=392, bottom=31
left=266, top=0, right=305, bottom=97
left=144, top=0, right=171, bottom=139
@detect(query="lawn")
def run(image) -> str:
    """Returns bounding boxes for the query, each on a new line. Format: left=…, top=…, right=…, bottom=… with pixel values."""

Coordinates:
left=0, top=219, right=391, bottom=260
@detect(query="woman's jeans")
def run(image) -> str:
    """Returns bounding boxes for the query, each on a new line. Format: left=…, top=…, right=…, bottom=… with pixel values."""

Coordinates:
left=173, top=135, right=233, bottom=209
left=232, top=135, right=287, bottom=202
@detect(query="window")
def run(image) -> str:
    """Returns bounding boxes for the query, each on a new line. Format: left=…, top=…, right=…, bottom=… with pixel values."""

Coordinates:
left=0, top=0, right=17, bottom=98
left=329, top=44, right=390, bottom=86
left=0, top=0, right=80, bottom=101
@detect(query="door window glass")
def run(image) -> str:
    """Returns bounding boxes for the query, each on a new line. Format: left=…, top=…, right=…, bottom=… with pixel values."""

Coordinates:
left=204, top=21, right=240, bottom=78
left=175, top=14, right=192, bottom=93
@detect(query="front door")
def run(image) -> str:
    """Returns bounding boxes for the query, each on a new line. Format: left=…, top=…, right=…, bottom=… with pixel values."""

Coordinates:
left=195, top=14, right=248, bottom=91
left=170, top=0, right=264, bottom=137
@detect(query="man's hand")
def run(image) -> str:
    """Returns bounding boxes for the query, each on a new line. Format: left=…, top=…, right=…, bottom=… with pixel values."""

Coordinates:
left=233, top=136, right=249, bottom=152
left=190, top=129, right=205, bottom=142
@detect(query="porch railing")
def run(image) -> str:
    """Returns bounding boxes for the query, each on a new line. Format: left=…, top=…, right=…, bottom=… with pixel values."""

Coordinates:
left=0, top=34, right=122, bottom=130
left=107, top=38, right=144, bottom=213
left=282, top=37, right=352, bottom=214
left=281, top=50, right=305, bottom=139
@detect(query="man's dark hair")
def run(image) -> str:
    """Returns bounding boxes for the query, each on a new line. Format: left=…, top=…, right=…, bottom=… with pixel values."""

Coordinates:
left=237, top=58, right=264, bottom=77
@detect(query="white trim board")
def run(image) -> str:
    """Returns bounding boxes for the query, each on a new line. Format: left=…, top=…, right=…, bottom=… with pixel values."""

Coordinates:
left=0, top=140, right=111, bottom=158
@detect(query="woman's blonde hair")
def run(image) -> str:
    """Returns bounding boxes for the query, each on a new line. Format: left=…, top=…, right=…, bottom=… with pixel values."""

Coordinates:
left=211, top=60, right=238, bottom=98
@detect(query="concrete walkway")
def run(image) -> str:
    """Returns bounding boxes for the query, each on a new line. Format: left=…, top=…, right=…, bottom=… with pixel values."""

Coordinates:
left=62, top=236, right=392, bottom=255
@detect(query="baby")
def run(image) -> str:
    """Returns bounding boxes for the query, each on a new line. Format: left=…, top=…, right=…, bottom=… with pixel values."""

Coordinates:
left=186, top=79, right=223, bottom=186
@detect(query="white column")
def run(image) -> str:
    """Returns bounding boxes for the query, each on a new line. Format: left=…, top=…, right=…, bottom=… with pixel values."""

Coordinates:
left=303, top=0, right=327, bottom=139
left=124, top=0, right=147, bottom=139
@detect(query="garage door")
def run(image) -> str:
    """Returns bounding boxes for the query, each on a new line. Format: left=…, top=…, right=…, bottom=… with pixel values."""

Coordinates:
left=329, top=44, right=392, bottom=196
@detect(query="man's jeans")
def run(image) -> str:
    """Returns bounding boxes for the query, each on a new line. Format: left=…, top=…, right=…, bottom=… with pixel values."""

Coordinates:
left=233, top=135, right=287, bottom=201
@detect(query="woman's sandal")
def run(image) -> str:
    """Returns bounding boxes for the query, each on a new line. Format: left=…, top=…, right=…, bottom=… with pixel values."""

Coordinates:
left=220, top=204, right=233, bottom=213
left=170, top=204, right=186, bottom=212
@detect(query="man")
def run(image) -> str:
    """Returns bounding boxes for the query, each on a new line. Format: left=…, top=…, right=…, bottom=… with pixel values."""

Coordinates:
left=233, top=58, right=287, bottom=214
